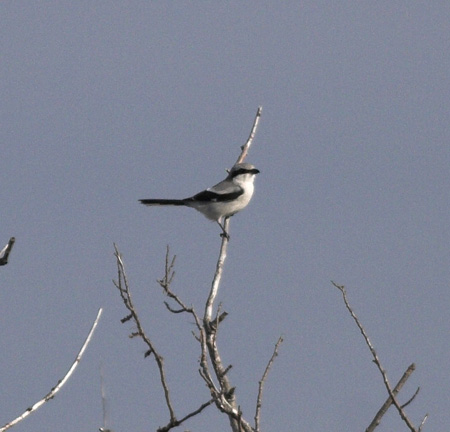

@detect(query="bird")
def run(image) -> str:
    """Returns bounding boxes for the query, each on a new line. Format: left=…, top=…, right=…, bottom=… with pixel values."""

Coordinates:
left=139, top=162, right=260, bottom=237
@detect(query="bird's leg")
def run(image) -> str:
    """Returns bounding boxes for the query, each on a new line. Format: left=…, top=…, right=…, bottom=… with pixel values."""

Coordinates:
left=217, top=220, right=230, bottom=240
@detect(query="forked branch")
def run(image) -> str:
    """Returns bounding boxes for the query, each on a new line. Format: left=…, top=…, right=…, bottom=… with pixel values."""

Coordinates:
left=332, top=281, right=427, bottom=432
left=113, top=245, right=176, bottom=423
left=114, top=245, right=217, bottom=432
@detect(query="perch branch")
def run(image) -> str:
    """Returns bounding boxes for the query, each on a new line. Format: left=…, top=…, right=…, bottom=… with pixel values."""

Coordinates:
left=201, top=217, right=255, bottom=432
left=204, top=217, right=230, bottom=322
left=332, top=282, right=420, bottom=432
left=235, top=106, right=262, bottom=164
left=0, top=308, right=103, bottom=431
left=114, top=109, right=263, bottom=432
left=197, top=109, right=264, bottom=432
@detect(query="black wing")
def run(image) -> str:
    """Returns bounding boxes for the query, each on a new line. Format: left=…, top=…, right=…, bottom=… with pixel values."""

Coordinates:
left=188, top=186, right=243, bottom=203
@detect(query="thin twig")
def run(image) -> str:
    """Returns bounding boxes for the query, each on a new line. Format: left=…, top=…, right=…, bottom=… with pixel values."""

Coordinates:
left=158, top=247, right=196, bottom=317
left=401, top=385, right=420, bottom=409
left=255, top=336, right=283, bottom=432
left=332, top=282, right=419, bottom=432
left=158, top=248, right=205, bottom=336
left=418, top=413, right=429, bottom=432
left=157, top=399, right=214, bottom=432
left=0, top=308, right=103, bottom=431
left=366, top=363, right=416, bottom=432
left=155, top=249, right=220, bottom=405
left=235, top=107, right=262, bottom=164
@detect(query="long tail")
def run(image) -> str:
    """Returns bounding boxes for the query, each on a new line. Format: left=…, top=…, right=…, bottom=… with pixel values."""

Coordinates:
left=139, top=199, right=186, bottom=206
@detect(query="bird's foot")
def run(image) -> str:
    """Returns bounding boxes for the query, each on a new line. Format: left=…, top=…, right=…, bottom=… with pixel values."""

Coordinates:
left=217, top=222, right=230, bottom=240
left=220, top=231, right=230, bottom=241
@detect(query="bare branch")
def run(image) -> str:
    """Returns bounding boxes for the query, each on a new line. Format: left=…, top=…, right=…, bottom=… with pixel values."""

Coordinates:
left=114, top=245, right=218, bottom=431
left=157, top=247, right=198, bottom=318
left=157, top=399, right=214, bottom=432
left=0, top=237, right=15, bottom=266
left=366, top=363, right=416, bottom=432
left=255, top=336, right=283, bottom=432
left=152, top=247, right=225, bottom=428
left=157, top=249, right=204, bottom=336
left=100, top=363, right=112, bottom=432
left=157, top=246, right=176, bottom=292
left=113, top=244, right=176, bottom=423
left=200, top=222, right=256, bottom=432
left=0, top=308, right=103, bottom=432
left=235, top=107, right=262, bottom=164
left=332, top=282, right=420, bottom=432
left=155, top=249, right=240, bottom=432
left=401, top=385, right=420, bottom=409
left=205, top=107, right=262, bottom=320
left=418, top=413, right=429, bottom=432
left=204, top=218, right=230, bottom=322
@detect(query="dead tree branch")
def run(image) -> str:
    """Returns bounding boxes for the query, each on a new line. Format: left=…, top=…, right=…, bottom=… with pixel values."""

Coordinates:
left=332, top=281, right=425, bottom=432
left=366, top=364, right=416, bottom=432
left=157, top=399, right=215, bottom=432
left=114, top=245, right=217, bottom=432
left=0, top=308, right=103, bottom=431
left=255, top=336, right=284, bottom=432
left=0, top=237, right=15, bottom=266
left=204, top=217, right=230, bottom=322
left=113, top=245, right=176, bottom=423
left=201, top=217, right=253, bottom=432
left=235, top=106, right=262, bottom=164
left=401, top=385, right=420, bottom=409
left=418, top=414, right=429, bottom=432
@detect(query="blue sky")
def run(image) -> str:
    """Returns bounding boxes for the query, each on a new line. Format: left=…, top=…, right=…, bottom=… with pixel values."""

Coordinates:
left=1, top=2, right=450, bottom=431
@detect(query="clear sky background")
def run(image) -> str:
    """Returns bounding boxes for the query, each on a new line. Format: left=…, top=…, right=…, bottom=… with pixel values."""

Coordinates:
left=1, top=2, right=449, bottom=431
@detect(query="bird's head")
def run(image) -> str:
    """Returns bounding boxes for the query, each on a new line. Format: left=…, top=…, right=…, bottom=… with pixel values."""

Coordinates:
left=227, top=163, right=260, bottom=184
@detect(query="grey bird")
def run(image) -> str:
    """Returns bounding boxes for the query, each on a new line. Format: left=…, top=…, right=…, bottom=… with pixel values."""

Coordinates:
left=139, top=163, right=260, bottom=236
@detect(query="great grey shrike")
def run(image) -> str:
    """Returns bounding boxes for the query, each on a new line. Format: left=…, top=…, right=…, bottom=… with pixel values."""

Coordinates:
left=139, top=163, right=260, bottom=236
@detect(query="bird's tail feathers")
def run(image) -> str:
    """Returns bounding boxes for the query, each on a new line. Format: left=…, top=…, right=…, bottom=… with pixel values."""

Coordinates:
left=139, top=199, right=185, bottom=206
